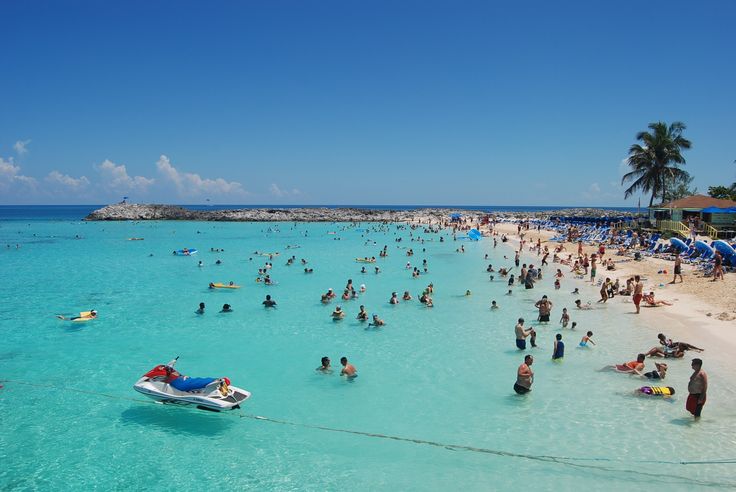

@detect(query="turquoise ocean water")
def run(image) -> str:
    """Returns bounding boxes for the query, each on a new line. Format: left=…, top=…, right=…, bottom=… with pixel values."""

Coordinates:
left=1, top=216, right=734, bottom=490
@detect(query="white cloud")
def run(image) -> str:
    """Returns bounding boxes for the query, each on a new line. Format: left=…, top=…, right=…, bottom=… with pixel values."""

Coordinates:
left=13, top=139, right=31, bottom=156
left=96, top=159, right=154, bottom=192
left=269, top=183, right=301, bottom=197
left=0, top=156, right=37, bottom=189
left=156, top=155, right=247, bottom=197
left=46, top=171, right=90, bottom=190
left=0, top=156, right=20, bottom=178
left=581, top=182, right=601, bottom=201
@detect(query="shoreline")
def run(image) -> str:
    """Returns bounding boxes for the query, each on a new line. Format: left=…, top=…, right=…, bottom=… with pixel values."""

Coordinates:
left=491, top=222, right=736, bottom=356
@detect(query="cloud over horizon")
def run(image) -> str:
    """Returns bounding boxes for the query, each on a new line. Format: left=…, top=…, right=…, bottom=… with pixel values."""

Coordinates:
left=0, top=155, right=37, bottom=191
left=96, top=159, right=155, bottom=194
left=156, top=155, right=247, bottom=198
left=269, top=183, right=301, bottom=198
left=46, top=170, right=90, bottom=190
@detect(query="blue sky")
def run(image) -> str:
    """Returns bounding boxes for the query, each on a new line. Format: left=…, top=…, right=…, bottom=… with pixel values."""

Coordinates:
left=1, top=1, right=734, bottom=206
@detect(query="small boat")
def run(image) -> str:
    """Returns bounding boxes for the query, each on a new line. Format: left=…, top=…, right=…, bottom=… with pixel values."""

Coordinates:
left=128, top=237, right=145, bottom=241
left=133, top=357, right=251, bottom=412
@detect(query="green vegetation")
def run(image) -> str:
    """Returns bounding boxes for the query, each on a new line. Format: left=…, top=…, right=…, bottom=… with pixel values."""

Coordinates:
left=622, top=121, right=692, bottom=207
left=707, top=160, right=736, bottom=201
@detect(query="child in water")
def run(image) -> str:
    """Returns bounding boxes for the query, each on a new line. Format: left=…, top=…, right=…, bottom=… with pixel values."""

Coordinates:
left=552, top=334, right=565, bottom=360
left=579, top=331, right=595, bottom=347
left=560, top=308, right=570, bottom=328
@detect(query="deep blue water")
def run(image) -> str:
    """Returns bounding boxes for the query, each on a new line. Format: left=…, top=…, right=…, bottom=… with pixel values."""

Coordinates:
left=0, top=205, right=642, bottom=221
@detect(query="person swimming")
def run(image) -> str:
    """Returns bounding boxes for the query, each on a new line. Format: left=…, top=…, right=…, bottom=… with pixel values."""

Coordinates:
left=195, top=302, right=205, bottom=315
left=491, top=300, right=498, bottom=310
left=357, top=305, right=369, bottom=321
left=56, top=309, right=97, bottom=321
left=316, top=356, right=333, bottom=374
left=221, top=304, right=233, bottom=312
left=389, top=292, right=399, bottom=304
left=369, top=314, right=385, bottom=326
left=263, top=295, right=276, bottom=308
left=402, top=291, right=412, bottom=300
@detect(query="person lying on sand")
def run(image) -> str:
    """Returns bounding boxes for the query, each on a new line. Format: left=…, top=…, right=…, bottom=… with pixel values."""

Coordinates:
left=643, top=292, right=673, bottom=307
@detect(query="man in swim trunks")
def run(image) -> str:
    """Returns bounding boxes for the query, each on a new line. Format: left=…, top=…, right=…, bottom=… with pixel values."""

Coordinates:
left=262, top=295, right=276, bottom=308
left=687, top=358, right=707, bottom=418
left=632, top=275, right=643, bottom=314
left=340, top=357, right=357, bottom=378
left=535, top=295, right=553, bottom=322
left=514, top=355, right=534, bottom=394
left=670, top=255, right=683, bottom=284
left=515, top=318, right=536, bottom=349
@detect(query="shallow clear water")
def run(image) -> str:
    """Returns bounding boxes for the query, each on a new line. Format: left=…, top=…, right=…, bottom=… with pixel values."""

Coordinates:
left=1, top=219, right=734, bottom=490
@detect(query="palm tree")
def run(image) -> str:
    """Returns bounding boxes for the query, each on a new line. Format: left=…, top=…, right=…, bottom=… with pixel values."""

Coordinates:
left=622, top=121, right=692, bottom=207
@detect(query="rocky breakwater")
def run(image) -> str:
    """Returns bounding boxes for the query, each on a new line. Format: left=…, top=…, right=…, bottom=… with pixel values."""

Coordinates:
left=84, top=203, right=488, bottom=222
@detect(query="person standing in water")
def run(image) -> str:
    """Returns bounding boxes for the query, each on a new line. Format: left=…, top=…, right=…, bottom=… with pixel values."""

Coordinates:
left=515, top=318, right=536, bottom=349
left=340, top=356, right=357, bottom=378
left=633, top=275, right=643, bottom=314
left=552, top=334, right=564, bottom=360
left=514, top=355, right=534, bottom=394
left=687, top=358, right=707, bottom=419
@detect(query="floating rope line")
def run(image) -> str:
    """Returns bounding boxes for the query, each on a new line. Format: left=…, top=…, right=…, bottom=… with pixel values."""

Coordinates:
left=2, top=379, right=735, bottom=487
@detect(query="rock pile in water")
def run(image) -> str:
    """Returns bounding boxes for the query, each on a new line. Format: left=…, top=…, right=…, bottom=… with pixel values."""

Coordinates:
left=85, top=203, right=640, bottom=222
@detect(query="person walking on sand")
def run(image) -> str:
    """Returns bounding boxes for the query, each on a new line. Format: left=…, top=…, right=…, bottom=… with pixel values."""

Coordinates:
left=633, top=275, right=643, bottom=314
left=514, top=355, right=534, bottom=394
left=687, top=358, right=707, bottom=419
left=712, top=251, right=724, bottom=281
left=590, top=254, right=597, bottom=284
left=670, top=255, right=683, bottom=284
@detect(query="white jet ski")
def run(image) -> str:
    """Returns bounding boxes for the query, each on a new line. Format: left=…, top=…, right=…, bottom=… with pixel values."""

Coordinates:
left=133, top=357, right=251, bottom=412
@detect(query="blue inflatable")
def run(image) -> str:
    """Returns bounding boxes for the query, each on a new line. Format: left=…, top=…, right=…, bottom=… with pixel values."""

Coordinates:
left=174, top=248, right=198, bottom=256
left=669, top=237, right=688, bottom=252
left=712, top=240, right=736, bottom=258
left=694, top=240, right=714, bottom=259
left=467, top=229, right=482, bottom=241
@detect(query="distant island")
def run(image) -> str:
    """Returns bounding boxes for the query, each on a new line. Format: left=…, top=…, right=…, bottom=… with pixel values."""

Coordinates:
left=84, top=203, right=638, bottom=222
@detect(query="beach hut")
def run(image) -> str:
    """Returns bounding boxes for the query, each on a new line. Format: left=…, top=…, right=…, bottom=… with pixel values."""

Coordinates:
left=649, top=195, right=736, bottom=239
